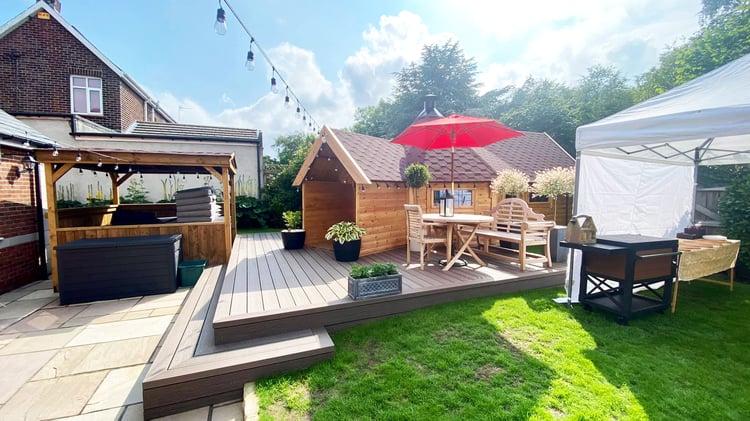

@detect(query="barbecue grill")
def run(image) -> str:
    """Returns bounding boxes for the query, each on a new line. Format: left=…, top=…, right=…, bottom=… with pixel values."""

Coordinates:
left=562, top=234, right=680, bottom=324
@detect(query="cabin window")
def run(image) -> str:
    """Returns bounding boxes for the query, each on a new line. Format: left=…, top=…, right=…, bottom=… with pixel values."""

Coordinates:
left=529, top=194, right=549, bottom=203
left=71, top=76, right=103, bottom=115
left=432, top=189, right=474, bottom=207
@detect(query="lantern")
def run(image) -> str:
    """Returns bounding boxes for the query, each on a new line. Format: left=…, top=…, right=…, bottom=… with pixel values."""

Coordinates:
left=439, top=189, right=454, bottom=217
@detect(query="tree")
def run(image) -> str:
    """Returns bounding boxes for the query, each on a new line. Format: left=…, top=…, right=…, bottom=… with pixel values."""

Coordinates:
left=635, top=1, right=750, bottom=101
left=352, top=40, right=480, bottom=138
left=500, top=77, right=578, bottom=155
left=574, top=65, right=635, bottom=125
left=261, top=132, right=315, bottom=226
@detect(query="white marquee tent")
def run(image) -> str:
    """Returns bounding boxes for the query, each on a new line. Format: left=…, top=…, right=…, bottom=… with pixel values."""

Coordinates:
left=566, top=52, right=750, bottom=301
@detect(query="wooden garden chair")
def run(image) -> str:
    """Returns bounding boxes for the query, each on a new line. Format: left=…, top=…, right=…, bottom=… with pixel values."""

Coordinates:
left=404, top=204, right=448, bottom=270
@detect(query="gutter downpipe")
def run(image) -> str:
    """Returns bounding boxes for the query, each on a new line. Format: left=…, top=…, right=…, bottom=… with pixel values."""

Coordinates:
left=32, top=160, right=48, bottom=278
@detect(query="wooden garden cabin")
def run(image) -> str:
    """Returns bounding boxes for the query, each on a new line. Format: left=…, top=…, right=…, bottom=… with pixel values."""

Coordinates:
left=35, top=148, right=237, bottom=289
left=293, top=125, right=574, bottom=258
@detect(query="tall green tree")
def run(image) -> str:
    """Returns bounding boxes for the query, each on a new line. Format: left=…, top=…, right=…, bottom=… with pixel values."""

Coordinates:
left=500, top=77, right=578, bottom=155
left=261, top=132, right=315, bottom=226
left=635, top=0, right=750, bottom=101
left=352, top=40, right=480, bottom=138
left=574, top=65, right=635, bottom=125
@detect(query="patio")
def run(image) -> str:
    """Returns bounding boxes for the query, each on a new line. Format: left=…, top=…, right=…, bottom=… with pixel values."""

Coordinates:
left=1, top=232, right=565, bottom=419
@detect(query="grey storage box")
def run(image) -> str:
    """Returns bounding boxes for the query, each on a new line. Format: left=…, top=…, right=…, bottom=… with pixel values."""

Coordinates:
left=56, top=234, right=182, bottom=305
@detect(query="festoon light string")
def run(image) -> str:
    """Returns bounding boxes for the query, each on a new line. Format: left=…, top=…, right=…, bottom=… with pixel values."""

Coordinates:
left=215, top=0, right=320, bottom=133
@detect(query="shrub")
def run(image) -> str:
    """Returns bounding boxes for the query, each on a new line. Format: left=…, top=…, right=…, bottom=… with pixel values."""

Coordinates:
left=325, top=221, right=367, bottom=244
left=282, top=210, right=302, bottom=230
left=490, top=169, right=530, bottom=197
left=718, top=168, right=750, bottom=272
left=236, top=195, right=272, bottom=229
left=531, top=166, right=576, bottom=221
left=349, top=262, right=398, bottom=279
left=403, top=163, right=433, bottom=204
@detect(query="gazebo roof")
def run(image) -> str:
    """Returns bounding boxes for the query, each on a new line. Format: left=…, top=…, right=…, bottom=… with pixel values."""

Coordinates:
left=35, top=148, right=237, bottom=178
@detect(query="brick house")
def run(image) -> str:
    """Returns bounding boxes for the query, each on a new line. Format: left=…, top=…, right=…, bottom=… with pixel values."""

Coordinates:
left=0, top=0, right=263, bottom=292
left=0, top=109, right=56, bottom=294
left=0, top=0, right=263, bottom=205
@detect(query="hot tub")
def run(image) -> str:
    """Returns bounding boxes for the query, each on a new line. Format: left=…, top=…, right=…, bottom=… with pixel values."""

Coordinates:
left=56, top=234, right=182, bottom=305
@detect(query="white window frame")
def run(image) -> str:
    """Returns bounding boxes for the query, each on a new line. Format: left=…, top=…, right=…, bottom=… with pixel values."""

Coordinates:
left=70, top=75, right=103, bottom=115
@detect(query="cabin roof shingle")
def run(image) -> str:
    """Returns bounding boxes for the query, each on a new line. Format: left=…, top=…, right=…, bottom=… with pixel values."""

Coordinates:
left=329, top=127, right=573, bottom=183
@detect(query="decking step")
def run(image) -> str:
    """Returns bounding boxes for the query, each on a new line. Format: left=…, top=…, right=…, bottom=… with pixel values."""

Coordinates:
left=142, top=264, right=335, bottom=420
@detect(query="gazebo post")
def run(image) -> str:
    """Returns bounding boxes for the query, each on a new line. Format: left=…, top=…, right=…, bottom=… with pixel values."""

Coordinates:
left=43, top=161, right=60, bottom=289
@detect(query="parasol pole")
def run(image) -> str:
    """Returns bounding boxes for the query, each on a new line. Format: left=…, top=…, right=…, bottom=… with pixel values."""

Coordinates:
left=450, top=128, right=455, bottom=195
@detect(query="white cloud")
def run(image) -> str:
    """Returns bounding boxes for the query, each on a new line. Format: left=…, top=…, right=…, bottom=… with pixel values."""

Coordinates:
left=157, top=1, right=703, bottom=157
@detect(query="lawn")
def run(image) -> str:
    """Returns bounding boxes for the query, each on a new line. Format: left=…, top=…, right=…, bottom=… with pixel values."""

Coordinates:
left=255, top=279, right=750, bottom=420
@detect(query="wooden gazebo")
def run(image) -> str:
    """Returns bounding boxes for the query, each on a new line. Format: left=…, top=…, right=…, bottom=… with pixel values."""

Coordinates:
left=35, top=148, right=237, bottom=289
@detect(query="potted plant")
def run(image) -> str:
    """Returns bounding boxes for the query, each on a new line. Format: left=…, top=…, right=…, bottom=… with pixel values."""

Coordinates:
left=348, top=262, right=401, bottom=300
left=281, top=210, right=305, bottom=250
left=531, top=166, right=575, bottom=224
left=403, top=162, right=432, bottom=204
left=325, top=221, right=367, bottom=262
left=490, top=169, right=530, bottom=198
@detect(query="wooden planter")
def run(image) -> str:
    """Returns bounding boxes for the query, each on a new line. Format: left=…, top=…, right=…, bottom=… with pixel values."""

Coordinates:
left=347, top=273, right=402, bottom=300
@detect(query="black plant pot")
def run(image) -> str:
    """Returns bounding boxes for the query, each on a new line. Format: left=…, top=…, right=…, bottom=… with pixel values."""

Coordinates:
left=281, top=229, right=306, bottom=250
left=332, top=239, right=361, bottom=262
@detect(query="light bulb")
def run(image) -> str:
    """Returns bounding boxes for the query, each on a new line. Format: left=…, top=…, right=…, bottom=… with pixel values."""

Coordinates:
left=245, top=49, right=255, bottom=71
left=114, top=163, right=119, bottom=171
left=97, top=159, right=102, bottom=167
left=270, top=76, right=279, bottom=94
left=52, top=147, right=59, bottom=157
left=75, top=152, right=82, bottom=162
left=284, top=94, right=290, bottom=108
left=214, top=7, right=227, bottom=35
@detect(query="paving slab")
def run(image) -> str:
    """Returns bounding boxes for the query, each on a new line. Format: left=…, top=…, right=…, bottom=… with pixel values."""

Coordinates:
left=66, top=315, right=173, bottom=347
left=3, top=306, right=85, bottom=334
left=73, top=335, right=161, bottom=374
left=212, top=400, right=244, bottom=420
left=0, top=371, right=107, bottom=420
left=83, top=364, right=149, bottom=413
left=32, top=345, right=96, bottom=380
left=0, top=349, right=57, bottom=404
left=0, top=298, right=58, bottom=321
left=152, top=405, right=209, bottom=421
left=0, top=326, right=84, bottom=355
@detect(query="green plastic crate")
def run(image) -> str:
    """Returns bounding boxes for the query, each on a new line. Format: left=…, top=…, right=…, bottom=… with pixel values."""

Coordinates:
left=178, top=259, right=207, bottom=287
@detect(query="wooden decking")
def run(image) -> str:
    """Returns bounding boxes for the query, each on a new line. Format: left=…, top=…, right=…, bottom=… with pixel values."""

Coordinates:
left=143, top=232, right=566, bottom=419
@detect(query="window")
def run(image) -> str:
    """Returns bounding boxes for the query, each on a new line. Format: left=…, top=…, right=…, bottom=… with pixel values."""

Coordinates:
left=432, top=189, right=474, bottom=207
left=70, top=76, right=103, bottom=115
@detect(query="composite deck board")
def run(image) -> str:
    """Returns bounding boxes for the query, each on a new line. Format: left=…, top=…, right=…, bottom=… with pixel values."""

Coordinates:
left=212, top=233, right=565, bottom=343
left=230, top=233, right=249, bottom=315
left=281, top=243, right=341, bottom=304
left=261, top=233, right=314, bottom=307
left=258, top=233, right=298, bottom=309
left=215, top=240, right=241, bottom=319
left=272, top=245, right=328, bottom=306
left=245, top=232, right=265, bottom=314
left=255, top=232, right=282, bottom=311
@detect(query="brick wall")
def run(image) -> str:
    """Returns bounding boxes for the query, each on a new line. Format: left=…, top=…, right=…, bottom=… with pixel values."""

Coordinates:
left=0, top=146, right=42, bottom=294
left=0, top=11, right=125, bottom=130
left=120, top=83, right=145, bottom=129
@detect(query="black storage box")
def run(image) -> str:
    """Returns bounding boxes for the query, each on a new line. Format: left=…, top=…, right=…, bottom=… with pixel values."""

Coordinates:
left=56, top=234, right=182, bottom=305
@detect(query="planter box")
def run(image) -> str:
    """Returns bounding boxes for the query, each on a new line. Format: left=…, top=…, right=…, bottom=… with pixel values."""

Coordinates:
left=347, top=273, right=402, bottom=300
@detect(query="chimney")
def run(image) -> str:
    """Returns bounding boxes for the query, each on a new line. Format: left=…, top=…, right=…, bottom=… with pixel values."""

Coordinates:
left=411, top=94, right=443, bottom=125
left=39, top=0, right=62, bottom=13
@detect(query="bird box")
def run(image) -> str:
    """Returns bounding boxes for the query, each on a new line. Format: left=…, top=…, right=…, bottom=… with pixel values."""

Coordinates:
left=566, top=215, right=597, bottom=244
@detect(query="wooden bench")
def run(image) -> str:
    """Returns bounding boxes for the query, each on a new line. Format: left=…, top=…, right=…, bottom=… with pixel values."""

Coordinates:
left=465, top=198, right=554, bottom=271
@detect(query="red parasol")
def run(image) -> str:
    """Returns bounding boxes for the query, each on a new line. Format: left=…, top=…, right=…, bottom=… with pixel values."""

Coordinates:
left=391, top=114, right=523, bottom=192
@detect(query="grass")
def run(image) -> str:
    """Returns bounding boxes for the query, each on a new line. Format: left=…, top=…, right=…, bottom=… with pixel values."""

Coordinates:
left=255, top=279, right=750, bottom=420
left=237, top=227, right=280, bottom=234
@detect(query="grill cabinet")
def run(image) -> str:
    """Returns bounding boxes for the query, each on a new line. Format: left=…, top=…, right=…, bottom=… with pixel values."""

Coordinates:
left=562, top=234, right=679, bottom=324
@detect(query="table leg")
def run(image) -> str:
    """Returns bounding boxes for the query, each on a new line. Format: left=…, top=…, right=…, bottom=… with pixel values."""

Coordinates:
left=443, top=224, right=485, bottom=270
left=454, top=225, right=486, bottom=266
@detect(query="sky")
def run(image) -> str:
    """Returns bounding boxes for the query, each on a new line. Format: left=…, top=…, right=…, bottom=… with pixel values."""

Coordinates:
left=2, top=0, right=704, bottom=156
